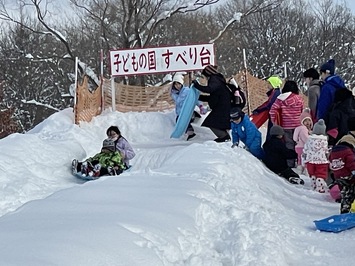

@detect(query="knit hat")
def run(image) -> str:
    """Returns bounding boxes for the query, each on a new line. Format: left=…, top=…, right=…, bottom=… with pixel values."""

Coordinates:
left=172, top=74, right=184, bottom=85
left=300, top=108, right=313, bottom=127
left=201, top=65, right=218, bottom=77
left=320, top=59, right=335, bottom=75
left=303, top=68, right=320, bottom=80
left=270, top=125, right=285, bottom=136
left=102, top=138, right=116, bottom=152
left=348, top=116, right=355, bottom=131
left=337, top=135, right=355, bottom=148
left=266, top=76, right=282, bottom=89
left=313, top=119, right=326, bottom=135
left=230, top=107, right=244, bottom=120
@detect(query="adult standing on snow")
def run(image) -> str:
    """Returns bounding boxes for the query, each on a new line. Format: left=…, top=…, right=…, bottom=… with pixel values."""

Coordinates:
left=192, top=65, right=231, bottom=142
left=317, top=59, right=347, bottom=121
left=303, top=68, right=322, bottom=123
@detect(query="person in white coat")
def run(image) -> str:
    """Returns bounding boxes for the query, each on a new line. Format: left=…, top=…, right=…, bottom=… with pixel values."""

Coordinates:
left=303, top=119, right=329, bottom=192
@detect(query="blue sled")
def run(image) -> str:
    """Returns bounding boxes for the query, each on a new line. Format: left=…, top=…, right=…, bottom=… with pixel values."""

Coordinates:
left=170, top=84, right=200, bottom=139
left=73, top=165, right=132, bottom=181
left=314, top=213, right=355, bottom=233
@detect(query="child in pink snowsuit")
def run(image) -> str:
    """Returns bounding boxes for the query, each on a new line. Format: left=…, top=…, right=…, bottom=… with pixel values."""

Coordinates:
left=293, top=108, right=313, bottom=173
left=302, top=119, right=329, bottom=192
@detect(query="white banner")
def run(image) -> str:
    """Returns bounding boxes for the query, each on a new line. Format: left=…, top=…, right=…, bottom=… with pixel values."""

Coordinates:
left=109, top=43, right=215, bottom=76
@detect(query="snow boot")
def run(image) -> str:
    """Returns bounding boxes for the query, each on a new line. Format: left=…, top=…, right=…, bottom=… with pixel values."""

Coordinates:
left=187, top=133, right=196, bottom=141
left=310, top=176, right=317, bottom=190
left=214, top=135, right=231, bottom=143
left=288, top=176, right=305, bottom=185
left=315, top=177, right=328, bottom=193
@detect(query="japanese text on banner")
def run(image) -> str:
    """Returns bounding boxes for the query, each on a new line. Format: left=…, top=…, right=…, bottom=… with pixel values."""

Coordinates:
left=110, top=44, right=215, bottom=76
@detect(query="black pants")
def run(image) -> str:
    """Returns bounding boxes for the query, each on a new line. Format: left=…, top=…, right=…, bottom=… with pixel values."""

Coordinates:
left=340, top=183, right=355, bottom=214
left=210, top=127, right=230, bottom=138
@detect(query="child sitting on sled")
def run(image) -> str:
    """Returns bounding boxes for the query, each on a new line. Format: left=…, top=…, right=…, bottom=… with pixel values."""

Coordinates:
left=262, top=125, right=304, bottom=185
left=72, top=138, right=126, bottom=179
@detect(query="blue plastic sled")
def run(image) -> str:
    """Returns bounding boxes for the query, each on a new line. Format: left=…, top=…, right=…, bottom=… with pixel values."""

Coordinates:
left=73, top=165, right=132, bottom=181
left=314, top=213, right=355, bottom=233
left=170, top=84, right=200, bottom=139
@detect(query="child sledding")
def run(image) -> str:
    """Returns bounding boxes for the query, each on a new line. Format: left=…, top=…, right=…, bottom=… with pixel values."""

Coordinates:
left=72, top=126, right=135, bottom=180
left=72, top=138, right=126, bottom=179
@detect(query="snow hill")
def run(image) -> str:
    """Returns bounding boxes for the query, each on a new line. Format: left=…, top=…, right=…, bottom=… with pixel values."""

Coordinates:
left=0, top=108, right=352, bottom=266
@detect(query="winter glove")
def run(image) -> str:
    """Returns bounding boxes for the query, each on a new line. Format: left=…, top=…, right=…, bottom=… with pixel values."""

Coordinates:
left=231, top=142, right=238, bottom=148
left=252, top=109, right=259, bottom=115
left=199, top=105, right=207, bottom=115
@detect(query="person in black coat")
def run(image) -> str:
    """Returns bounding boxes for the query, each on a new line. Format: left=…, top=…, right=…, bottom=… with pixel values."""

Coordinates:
left=262, top=125, right=304, bottom=184
left=192, top=65, right=231, bottom=142
left=326, top=88, right=355, bottom=146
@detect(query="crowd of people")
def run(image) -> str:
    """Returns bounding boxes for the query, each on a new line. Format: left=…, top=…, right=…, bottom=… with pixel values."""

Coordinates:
left=169, top=62, right=355, bottom=214
left=71, top=61, right=355, bottom=214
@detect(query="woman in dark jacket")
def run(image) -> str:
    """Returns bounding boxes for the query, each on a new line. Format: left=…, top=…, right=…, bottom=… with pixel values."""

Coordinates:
left=192, top=65, right=231, bottom=142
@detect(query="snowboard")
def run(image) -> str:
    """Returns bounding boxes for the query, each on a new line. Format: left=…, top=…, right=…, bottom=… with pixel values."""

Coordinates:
left=314, top=213, right=355, bottom=233
left=170, top=84, right=200, bottom=139
left=250, top=110, right=268, bottom=128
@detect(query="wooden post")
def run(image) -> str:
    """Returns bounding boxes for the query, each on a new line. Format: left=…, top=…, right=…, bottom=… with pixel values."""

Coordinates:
left=111, top=77, right=116, bottom=111
left=243, top=49, right=251, bottom=115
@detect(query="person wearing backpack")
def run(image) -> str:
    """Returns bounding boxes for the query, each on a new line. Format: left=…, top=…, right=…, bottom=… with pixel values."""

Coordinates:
left=317, top=59, right=347, bottom=121
left=192, top=65, right=231, bottom=142
left=227, top=77, right=246, bottom=110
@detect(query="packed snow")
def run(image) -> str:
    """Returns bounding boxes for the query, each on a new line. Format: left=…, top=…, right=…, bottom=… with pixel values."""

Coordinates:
left=0, top=108, right=353, bottom=266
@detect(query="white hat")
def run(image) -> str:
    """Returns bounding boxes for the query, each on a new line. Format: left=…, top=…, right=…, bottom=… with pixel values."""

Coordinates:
left=172, top=74, right=184, bottom=85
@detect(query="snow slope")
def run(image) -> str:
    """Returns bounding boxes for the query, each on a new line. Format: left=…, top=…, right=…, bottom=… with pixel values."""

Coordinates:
left=0, top=108, right=352, bottom=266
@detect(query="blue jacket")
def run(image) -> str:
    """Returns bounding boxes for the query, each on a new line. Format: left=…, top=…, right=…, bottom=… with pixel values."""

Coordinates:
left=231, top=114, right=264, bottom=159
left=317, top=75, right=346, bottom=120
left=171, top=86, right=191, bottom=116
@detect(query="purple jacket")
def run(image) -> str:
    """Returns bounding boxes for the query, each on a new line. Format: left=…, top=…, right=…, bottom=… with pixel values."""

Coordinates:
left=115, top=137, right=135, bottom=167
